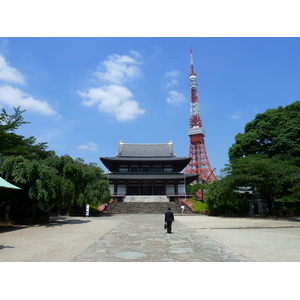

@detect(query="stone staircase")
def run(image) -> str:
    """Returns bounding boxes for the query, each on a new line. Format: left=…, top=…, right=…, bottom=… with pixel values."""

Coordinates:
left=124, top=195, right=169, bottom=202
left=104, top=201, right=195, bottom=215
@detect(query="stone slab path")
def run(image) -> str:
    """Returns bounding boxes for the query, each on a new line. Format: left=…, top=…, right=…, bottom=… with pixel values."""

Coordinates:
left=73, top=214, right=253, bottom=262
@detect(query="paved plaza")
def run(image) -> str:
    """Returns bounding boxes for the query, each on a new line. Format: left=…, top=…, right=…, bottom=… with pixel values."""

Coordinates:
left=1, top=214, right=300, bottom=262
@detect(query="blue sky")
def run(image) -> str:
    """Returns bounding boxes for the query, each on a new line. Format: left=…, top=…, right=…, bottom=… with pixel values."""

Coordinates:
left=1, top=37, right=300, bottom=176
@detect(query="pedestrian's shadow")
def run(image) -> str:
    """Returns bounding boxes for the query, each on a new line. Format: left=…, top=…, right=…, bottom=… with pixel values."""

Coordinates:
left=0, top=245, right=14, bottom=249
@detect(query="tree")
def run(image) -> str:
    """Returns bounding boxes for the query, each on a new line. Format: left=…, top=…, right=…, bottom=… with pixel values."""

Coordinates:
left=204, top=167, right=248, bottom=215
left=187, top=182, right=204, bottom=200
left=0, top=108, right=110, bottom=222
left=207, top=101, right=300, bottom=216
left=0, top=107, right=52, bottom=159
left=0, top=155, right=61, bottom=221
left=229, top=101, right=300, bottom=164
left=0, top=155, right=110, bottom=221
left=0, top=107, right=29, bottom=132
left=229, top=155, right=300, bottom=215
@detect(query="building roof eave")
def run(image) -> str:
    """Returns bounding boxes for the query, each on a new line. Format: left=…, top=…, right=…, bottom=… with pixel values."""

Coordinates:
left=104, top=173, right=198, bottom=184
left=100, top=157, right=191, bottom=172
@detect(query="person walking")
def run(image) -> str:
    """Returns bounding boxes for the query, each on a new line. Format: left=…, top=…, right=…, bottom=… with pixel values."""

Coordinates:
left=181, top=204, right=185, bottom=214
left=165, top=207, right=174, bottom=234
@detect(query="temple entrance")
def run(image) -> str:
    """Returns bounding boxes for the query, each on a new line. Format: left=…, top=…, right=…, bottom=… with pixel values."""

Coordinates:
left=154, top=185, right=164, bottom=195
left=127, top=182, right=165, bottom=195
left=128, top=185, right=139, bottom=195
left=141, top=186, right=151, bottom=195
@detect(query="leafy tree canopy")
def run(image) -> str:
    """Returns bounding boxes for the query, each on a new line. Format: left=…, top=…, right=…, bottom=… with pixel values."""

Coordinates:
left=0, top=107, right=52, bottom=159
left=206, top=101, right=300, bottom=216
left=229, top=101, right=300, bottom=163
left=0, top=107, right=110, bottom=222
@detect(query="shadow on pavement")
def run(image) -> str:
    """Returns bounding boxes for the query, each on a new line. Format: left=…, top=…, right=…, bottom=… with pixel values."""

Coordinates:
left=44, top=216, right=91, bottom=227
left=0, top=225, right=29, bottom=233
left=0, top=245, right=14, bottom=249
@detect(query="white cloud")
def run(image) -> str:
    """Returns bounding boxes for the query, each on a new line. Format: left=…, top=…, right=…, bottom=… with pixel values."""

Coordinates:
left=0, top=55, right=26, bottom=85
left=230, top=114, right=241, bottom=119
left=164, top=70, right=180, bottom=88
left=163, top=70, right=186, bottom=106
left=94, top=52, right=142, bottom=85
left=78, top=84, right=145, bottom=121
left=229, top=109, right=242, bottom=120
left=77, top=141, right=98, bottom=152
left=0, top=84, right=57, bottom=115
left=166, top=90, right=185, bottom=105
left=0, top=54, right=59, bottom=117
left=78, top=51, right=145, bottom=122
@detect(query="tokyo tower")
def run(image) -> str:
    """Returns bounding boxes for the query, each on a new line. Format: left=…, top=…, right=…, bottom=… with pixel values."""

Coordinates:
left=184, top=48, right=217, bottom=183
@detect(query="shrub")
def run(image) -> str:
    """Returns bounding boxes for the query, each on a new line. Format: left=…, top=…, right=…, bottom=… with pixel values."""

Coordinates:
left=192, top=201, right=208, bottom=213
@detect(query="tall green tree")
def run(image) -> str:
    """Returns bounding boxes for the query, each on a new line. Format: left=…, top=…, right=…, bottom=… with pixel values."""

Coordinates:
left=229, top=155, right=300, bottom=215
left=229, top=101, right=300, bottom=164
left=0, top=108, right=110, bottom=222
left=0, top=154, right=110, bottom=220
left=0, top=107, right=52, bottom=159
left=207, top=101, right=300, bottom=216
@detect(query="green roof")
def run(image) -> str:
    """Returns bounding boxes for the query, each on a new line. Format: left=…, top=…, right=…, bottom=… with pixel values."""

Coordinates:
left=0, top=177, right=22, bottom=190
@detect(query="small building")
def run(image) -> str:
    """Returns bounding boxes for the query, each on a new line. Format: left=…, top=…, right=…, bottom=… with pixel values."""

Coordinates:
left=100, top=141, right=198, bottom=202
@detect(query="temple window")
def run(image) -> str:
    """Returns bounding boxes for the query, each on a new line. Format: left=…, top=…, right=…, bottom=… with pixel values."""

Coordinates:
left=129, top=165, right=139, bottom=172
left=119, top=165, right=128, bottom=172
left=152, top=165, right=162, bottom=172
left=141, top=165, right=151, bottom=172
left=164, top=165, right=173, bottom=172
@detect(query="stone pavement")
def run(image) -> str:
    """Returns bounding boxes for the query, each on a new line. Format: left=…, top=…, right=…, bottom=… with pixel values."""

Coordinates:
left=73, top=214, right=254, bottom=262
left=1, top=213, right=300, bottom=262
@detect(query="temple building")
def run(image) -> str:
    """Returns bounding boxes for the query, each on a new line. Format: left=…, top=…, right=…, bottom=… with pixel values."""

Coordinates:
left=100, top=141, right=198, bottom=202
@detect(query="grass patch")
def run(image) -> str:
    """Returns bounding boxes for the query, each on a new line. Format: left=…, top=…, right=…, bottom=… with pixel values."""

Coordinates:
left=192, top=201, right=208, bottom=213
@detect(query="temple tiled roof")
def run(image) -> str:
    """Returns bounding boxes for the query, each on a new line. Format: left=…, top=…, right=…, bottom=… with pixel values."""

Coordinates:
left=117, top=142, right=175, bottom=157
left=100, top=157, right=191, bottom=173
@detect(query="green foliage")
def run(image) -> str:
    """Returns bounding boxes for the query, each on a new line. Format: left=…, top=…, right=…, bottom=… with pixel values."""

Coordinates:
left=191, top=201, right=208, bottom=213
left=0, top=154, right=110, bottom=219
left=187, top=182, right=204, bottom=196
left=206, top=153, right=300, bottom=216
left=0, top=107, right=110, bottom=222
left=229, top=101, right=300, bottom=163
left=0, top=107, right=29, bottom=132
left=187, top=182, right=205, bottom=201
left=208, top=101, right=300, bottom=216
left=204, top=174, right=248, bottom=215
left=0, top=107, right=53, bottom=159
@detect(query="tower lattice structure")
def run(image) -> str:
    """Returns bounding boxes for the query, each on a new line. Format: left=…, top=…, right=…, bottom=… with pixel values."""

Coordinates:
left=184, top=49, right=217, bottom=183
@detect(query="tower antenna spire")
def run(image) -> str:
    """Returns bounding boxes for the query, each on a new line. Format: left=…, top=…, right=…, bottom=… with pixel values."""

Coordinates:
left=190, top=45, right=195, bottom=75
left=184, top=48, right=217, bottom=183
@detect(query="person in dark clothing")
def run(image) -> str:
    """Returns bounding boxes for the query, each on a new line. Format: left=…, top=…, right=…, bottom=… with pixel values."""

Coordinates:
left=165, top=207, right=174, bottom=233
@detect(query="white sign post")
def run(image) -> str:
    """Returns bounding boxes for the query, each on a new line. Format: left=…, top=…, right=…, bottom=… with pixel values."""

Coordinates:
left=85, top=204, right=90, bottom=217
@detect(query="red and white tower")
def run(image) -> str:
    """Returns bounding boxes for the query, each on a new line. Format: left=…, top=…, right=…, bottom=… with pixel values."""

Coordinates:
left=184, top=48, right=217, bottom=183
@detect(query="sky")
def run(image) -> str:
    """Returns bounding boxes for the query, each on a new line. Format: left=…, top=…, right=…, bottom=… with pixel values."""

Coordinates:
left=1, top=37, right=300, bottom=176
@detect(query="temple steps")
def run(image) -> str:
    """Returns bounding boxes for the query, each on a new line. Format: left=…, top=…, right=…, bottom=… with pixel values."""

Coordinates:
left=123, top=195, right=169, bottom=202
left=104, top=201, right=195, bottom=214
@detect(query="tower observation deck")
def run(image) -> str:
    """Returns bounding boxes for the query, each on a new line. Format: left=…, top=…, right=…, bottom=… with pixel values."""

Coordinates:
left=184, top=48, right=217, bottom=183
